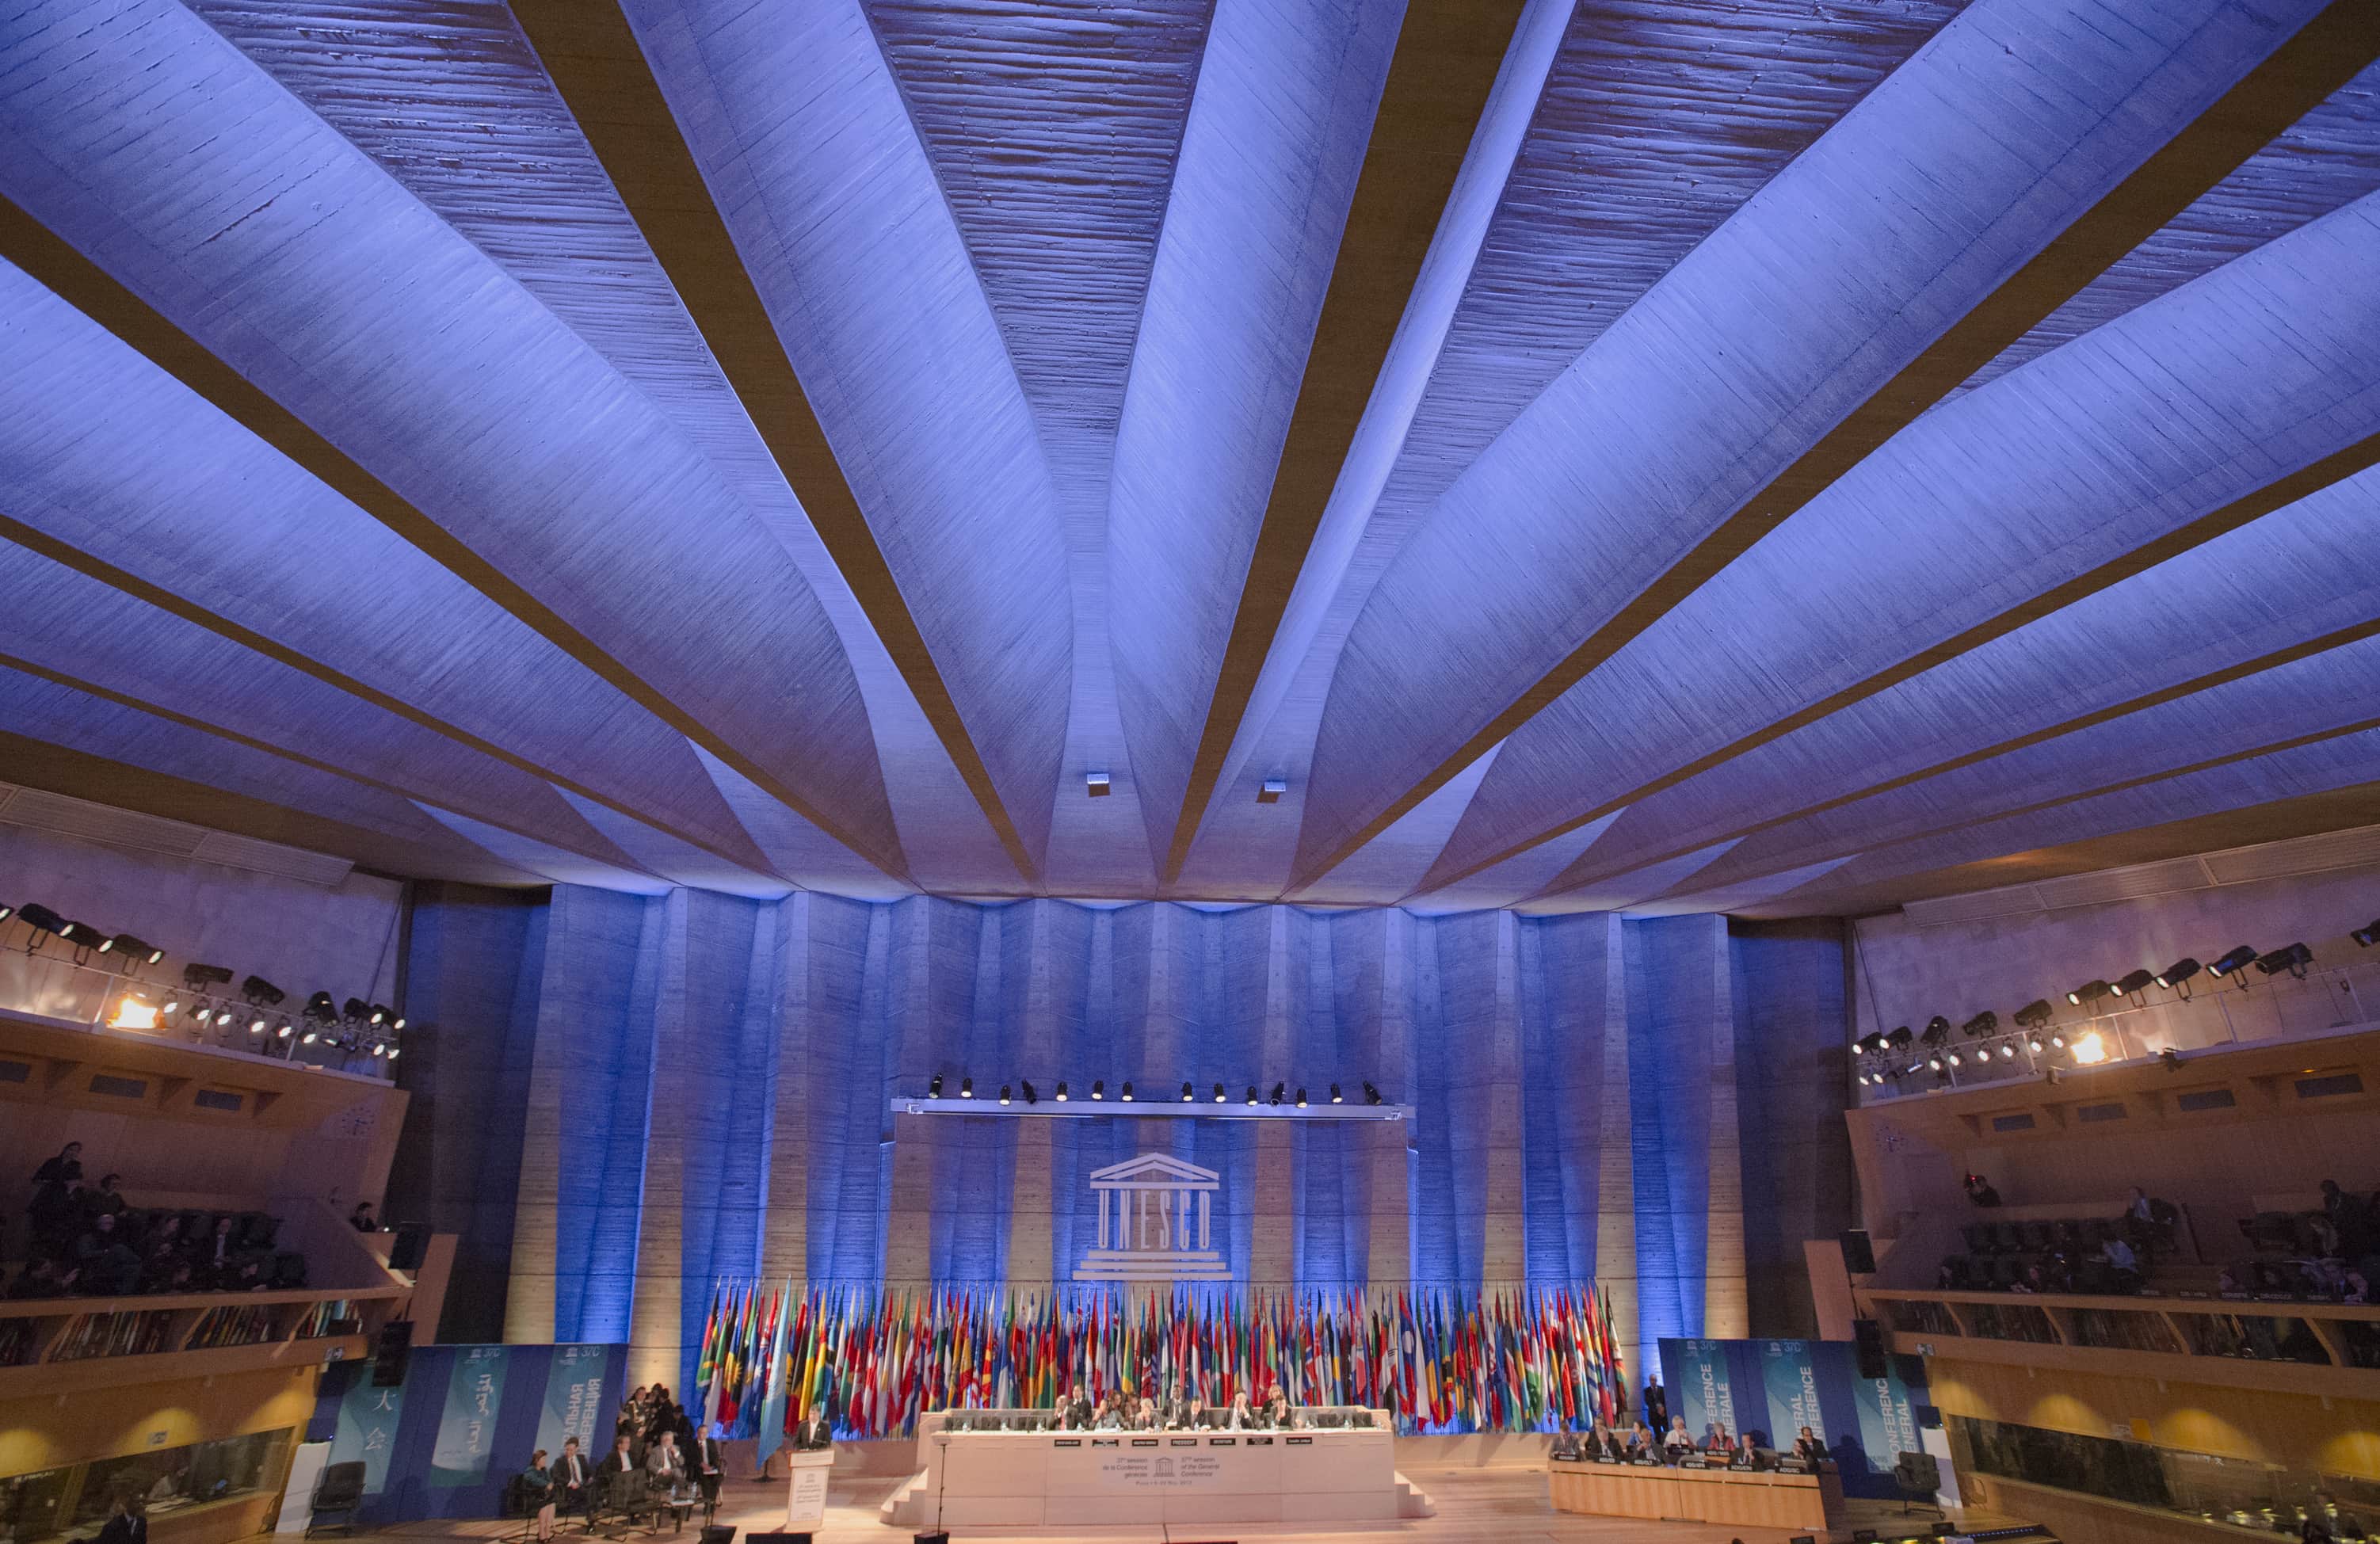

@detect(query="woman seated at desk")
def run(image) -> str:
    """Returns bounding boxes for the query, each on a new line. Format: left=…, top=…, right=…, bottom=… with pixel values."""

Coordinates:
left=1625, top=1422, right=1657, bottom=1458
left=1134, top=1396, right=1161, bottom=1431
left=1093, top=1392, right=1130, bottom=1431
left=1264, top=1393, right=1297, bottom=1431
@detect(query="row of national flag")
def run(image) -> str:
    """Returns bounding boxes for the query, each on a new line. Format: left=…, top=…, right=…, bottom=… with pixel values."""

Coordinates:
left=694, top=1281, right=1625, bottom=1451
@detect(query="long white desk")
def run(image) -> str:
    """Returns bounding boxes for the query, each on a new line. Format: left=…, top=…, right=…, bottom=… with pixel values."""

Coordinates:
left=883, top=1412, right=1432, bottom=1527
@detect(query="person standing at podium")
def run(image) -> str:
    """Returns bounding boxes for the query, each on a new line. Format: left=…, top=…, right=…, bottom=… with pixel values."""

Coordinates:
left=793, top=1408, right=833, bottom=1451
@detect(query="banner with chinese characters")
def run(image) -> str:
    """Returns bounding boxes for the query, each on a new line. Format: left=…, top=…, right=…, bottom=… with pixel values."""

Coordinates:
left=330, top=1371, right=409, bottom=1496
left=536, top=1344, right=612, bottom=1462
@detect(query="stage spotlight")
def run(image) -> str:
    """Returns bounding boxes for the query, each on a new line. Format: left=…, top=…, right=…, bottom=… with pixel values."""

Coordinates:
left=1855, top=1031, right=1886, bottom=1055
left=2255, top=943, right=2313, bottom=978
left=1119, top=1081, right=1134, bottom=1102
left=304, top=990, right=338, bottom=1021
left=16, top=903, right=71, bottom=939
left=1919, top=1018, right=1951, bottom=1049
left=1295, top=1087, right=1308, bottom=1107
left=1245, top=1086, right=1258, bottom=1106
left=1885, top=1026, right=1913, bottom=1050
left=2155, top=959, right=2200, bottom=989
left=2354, top=919, right=2380, bottom=947
left=2114, top=969, right=2157, bottom=998
left=998, top=1085, right=1012, bottom=1106
left=371, top=1042, right=387, bottom=1058
left=247, top=1015, right=267, bottom=1035
left=1926, top=1053, right=1943, bottom=1072
left=1943, top=1050, right=1960, bottom=1069
left=105, top=933, right=164, bottom=965
left=2066, top=979, right=2112, bottom=1008
left=1021, top=1080, right=1037, bottom=1105
left=929, top=1073, right=944, bottom=1097
left=2071, top=1031, right=2107, bottom=1065
left=276, top=1020, right=293, bottom=1039
left=2209, top=944, right=2259, bottom=978
left=2013, top=1000, right=2053, bottom=1029
left=107, top=992, right=158, bottom=1031
left=2158, top=1048, right=2181, bottom=1071
left=959, top=1076, right=974, bottom=1099
left=384, top=1046, right=401, bottom=1061
left=2050, top=1029, right=2066, bottom=1050
left=241, top=976, right=285, bottom=1008
left=180, top=962, right=230, bottom=989
left=1856, top=1070, right=1871, bottom=1086
left=63, top=921, right=106, bottom=951
left=343, top=996, right=372, bottom=1022
left=1055, top=1081, right=1069, bottom=1102
left=160, top=991, right=181, bottom=1016
left=1213, top=1083, right=1226, bottom=1104
left=1269, top=1081, right=1286, bottom=1106
left=2026, top=1032, right=2045, bottom=1054
left=193, top=1005, right=215, bottom=1025
left=1329, top=1083, right=1344, bottom=1104
left=1959, top=1012, right=1997, bottom=1039
left=301, top=1029, right=319, bottom=1046
left=1997, top=1040, right=2016, bottom=1060
left=1090, top=1080, right=1104, bottom=1100
left=1181, top=1081, right=1195, bottom=1103
left=1363, top=1081, right=1383, bottom=1106
left=0, top=903, right=10, bottom=923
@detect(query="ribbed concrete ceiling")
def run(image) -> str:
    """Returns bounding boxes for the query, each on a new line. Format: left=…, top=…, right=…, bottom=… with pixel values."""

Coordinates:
left=1, top=0, right=2376, bottom=917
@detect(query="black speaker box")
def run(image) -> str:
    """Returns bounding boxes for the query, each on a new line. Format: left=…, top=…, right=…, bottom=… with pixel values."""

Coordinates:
left=698, top=1528, right=735, bottom=1544
left=372, top=1320, right=413, bottom=1386
left=745, top=1534, right=807, bottom=1544
left=1852, top=1317, right=1889, bottom=1380
left=1840, top=1227, right=1877, bottom=1275
left=388, top=1221, right=432, bottom=1272
left=910, top=1534, right=947, bottom=1544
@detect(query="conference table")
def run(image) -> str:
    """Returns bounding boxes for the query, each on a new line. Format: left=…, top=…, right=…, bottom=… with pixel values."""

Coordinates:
left=884, top=1409, right=1430, bottom=1528
left=1548, top=1456, right=1844, bottom=1531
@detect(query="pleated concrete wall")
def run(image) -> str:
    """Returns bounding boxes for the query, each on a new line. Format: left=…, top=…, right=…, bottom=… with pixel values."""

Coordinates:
left=399, top=887, right=1844, bottom=1390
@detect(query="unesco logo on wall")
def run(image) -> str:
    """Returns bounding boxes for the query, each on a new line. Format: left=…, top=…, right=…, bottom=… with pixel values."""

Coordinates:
left=1073, top=1153, right=1229, bottom=1282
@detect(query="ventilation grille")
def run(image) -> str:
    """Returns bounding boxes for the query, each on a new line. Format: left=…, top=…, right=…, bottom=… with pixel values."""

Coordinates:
left=2295, top=1073, right=2365, bottom=1100
left=87, top=1074, right=147, bottom=1100
left=2176, top=1088, right=2237, bottom=1114
left=193, top=1088, right=244, bottom=1112
left=1908, top=822, right=2380, bottom=928
left=1989, top=1112, right=2037, bottom=1132
left=0, top=782, right=352, bottom=887
left=2076, top=1101, right=2127, bottom=1123
left=0, top=1059, right=29, bottom=1085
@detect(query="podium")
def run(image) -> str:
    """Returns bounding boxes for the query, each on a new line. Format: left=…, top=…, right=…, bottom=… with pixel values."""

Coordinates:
left=782, top=1447, right=833, bottom=1531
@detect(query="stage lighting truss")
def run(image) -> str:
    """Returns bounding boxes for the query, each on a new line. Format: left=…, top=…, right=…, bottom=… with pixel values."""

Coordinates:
left=894, top=1075, right=1408, bottom=1122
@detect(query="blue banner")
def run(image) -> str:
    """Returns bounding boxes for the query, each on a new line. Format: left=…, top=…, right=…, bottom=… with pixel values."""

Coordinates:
left=429, top=1345, right=509, bottom=1488
left=1758, top=1338, right=1825, bottom=1450
left=330, top=1374, right=408, bottom=1496
left=535, top=1344, right=611, bottom=1461
left=1663, top=1338, right=1740, bottom=1443
left=1852, top=1355, right=1924, bottom=1472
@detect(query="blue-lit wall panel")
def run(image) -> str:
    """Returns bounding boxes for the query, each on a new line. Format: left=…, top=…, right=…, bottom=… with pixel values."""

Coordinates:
left=1625, top=913, right=1726, bottom=1348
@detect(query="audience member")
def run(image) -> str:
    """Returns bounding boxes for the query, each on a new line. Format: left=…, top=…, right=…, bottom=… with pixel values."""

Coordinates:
left=1963, top=1172, right=2002, bottom=1207
left=74, top=1214, right=141, bottom=1296
left=350, top=1201, right=380, bottom=1233
left=518, top=1451, right=555, bottom=1543
left=551, top=1437, right=593, bottom=1518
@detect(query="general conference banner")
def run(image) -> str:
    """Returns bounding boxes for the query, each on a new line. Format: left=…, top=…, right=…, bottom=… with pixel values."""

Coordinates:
left=429, top=1345, right=510, bottom=1489
left=536, top=1344, right=612, bottom=1460
left=1658, top=1336, right=1926, bottom=1500
left=330, top=1371, right=408, bottom=1496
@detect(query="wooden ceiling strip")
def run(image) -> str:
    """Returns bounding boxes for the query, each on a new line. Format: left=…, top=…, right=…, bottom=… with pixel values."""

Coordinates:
left=0, top=194, right=906, bottom=884
left=508, top=0, right=1036, bottom=887
left=1153, top=0, right=1529, bottom=886
left=1292, top=0, right=2380, bottom=894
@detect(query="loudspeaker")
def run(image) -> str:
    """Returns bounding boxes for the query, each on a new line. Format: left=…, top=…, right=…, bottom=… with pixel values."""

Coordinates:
left=1840, top=1227, right=1877, bottom=1275
left=743, top=1534, right=807, bottom=1544
left=1894, top=1450, right=1941, bottom=1494
left=371, top=1320, right=412, bottom=1386
left=388, top=1222, right=432, bottom=1272
left=911, top=1534, right=948, bottom=1544
left=1852, top=1317, right=1889, bottom=1380
left=698, top=1528, right=735, bottom=1544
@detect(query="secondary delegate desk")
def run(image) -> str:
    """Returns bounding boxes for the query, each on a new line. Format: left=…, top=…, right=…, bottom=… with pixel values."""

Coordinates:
left=1549, top=1458, right=1844, bottom=1531
left=888, top=1411, right=1425, bottom=1527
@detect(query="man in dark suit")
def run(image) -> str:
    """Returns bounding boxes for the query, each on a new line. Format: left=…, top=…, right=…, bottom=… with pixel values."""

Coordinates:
left=793, top=1409, right=833, bottom=1451
left=1641, top=1374, right=1668, bottom=1435
left=552, top=1437, right=595, bottom=1518
left=689, top=1427, right=726, bottom=1516
left=1059, top=1386, right=1094, bottom=1432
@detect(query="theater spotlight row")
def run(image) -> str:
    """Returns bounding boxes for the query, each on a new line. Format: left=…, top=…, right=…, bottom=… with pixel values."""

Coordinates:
left=0, top=897, right=403, bottom=1060
left=1851, top=920, right=2379, bottom=1091
left=922, top=1073, right=1388, bottom=1108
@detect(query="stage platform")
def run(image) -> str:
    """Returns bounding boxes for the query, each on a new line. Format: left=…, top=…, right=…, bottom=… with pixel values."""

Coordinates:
left=318, top=1461, right=2041, bottom=1544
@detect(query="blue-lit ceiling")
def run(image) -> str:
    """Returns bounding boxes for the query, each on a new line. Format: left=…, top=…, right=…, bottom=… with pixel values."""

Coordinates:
left=0, top=0, right=2374, bottom=917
